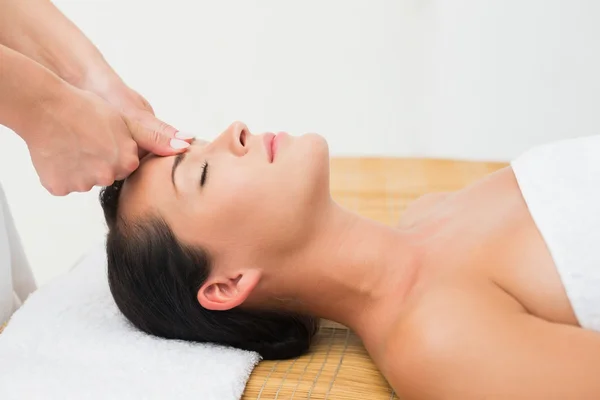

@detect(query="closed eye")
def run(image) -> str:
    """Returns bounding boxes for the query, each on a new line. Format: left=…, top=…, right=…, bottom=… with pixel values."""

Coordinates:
left=200, top=161, right=209, bottom=187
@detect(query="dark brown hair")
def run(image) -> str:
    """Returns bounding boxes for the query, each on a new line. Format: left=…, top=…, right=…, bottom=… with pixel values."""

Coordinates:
left=100, top=180, right=318, bottom=360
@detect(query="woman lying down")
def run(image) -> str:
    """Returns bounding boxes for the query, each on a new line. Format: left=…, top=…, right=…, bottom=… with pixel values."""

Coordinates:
left=100, top=122, right=600, bottom=399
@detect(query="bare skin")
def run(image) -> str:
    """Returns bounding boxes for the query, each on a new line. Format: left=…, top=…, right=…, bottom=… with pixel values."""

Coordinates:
left=0, top=0, right=189, bottom=195
left=121, top=123, right=600, bottom=399
left=370, top=167, right=594, bottom=399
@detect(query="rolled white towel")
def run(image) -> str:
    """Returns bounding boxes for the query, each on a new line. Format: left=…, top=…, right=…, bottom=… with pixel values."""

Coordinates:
left=0, top=242, right=260, bottom=400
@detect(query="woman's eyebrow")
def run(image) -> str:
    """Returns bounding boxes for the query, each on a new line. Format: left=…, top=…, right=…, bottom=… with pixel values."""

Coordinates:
left=171, top=152, right=187, bottom=190
left=170, top=138, right=196, bottom=190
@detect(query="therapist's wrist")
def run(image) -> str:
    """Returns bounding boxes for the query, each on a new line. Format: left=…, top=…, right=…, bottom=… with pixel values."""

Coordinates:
left=67, top=60, right=122, bottom=98
left=0, top=44, right=72, bottom=141
left=75, top=64, right=143, bottom=111
left=16, top=74, right=75, bottom=145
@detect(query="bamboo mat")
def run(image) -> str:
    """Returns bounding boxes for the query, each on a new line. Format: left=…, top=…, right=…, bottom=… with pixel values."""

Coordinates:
left=0, top=158, right=507, bottom=399
left=241, top=157, right=507, bottom=400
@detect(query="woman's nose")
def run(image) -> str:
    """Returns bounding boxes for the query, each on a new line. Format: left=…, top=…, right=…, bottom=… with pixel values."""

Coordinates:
left=214, top=121, right=250, bottom=156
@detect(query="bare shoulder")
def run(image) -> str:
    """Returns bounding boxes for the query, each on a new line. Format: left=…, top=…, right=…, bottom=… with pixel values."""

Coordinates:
left=397, top=192, right=451, bottom=229
left=377, top=278, right=600, bottom=399
left=377, top=278, right=524, bottom=398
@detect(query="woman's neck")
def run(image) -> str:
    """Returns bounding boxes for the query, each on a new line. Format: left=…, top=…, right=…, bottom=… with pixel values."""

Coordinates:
left=262, top=200, right=421, bottom=336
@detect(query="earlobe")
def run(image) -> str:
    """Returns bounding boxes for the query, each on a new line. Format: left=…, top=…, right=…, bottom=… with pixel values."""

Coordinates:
left=197, top=270, right=261, bottom=311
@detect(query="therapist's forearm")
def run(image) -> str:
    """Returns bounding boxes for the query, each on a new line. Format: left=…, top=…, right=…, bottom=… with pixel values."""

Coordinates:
left=0, top=43, right=67, bottom=136
left=0, top=0, right=121, bottom=94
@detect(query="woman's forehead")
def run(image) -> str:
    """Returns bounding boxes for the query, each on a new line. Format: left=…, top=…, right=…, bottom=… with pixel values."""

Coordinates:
left=194, top=138, right=210, bottom=147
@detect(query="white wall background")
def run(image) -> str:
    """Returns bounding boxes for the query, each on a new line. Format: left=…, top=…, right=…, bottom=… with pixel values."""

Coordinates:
left=1, top=0, right=600, bottom=286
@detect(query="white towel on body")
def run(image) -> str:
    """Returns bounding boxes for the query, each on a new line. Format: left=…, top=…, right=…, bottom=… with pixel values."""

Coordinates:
left=512, top=134, right=600, bottom=331
left=0, top=243, right=260, bottom=400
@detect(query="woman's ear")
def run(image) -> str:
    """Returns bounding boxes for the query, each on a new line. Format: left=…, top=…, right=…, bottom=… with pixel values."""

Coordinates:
left=197, top=269, right=261, bottom=311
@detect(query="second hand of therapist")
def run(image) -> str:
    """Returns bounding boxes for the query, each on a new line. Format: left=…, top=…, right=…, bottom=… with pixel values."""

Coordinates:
left=0, top=0, right=192, bottom=196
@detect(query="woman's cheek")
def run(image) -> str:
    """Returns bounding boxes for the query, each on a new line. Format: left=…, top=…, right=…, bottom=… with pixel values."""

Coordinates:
left=231, top=169, right=262, bottom=195
left=213, top=173, right=257, bottom=214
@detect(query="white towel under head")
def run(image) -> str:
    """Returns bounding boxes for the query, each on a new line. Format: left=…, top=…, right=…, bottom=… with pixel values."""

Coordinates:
left=0, top=243, right=260, bottom=400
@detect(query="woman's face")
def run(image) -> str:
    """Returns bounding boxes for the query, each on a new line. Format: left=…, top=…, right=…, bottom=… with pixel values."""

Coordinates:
left=120, top=121, right=330, bottom=270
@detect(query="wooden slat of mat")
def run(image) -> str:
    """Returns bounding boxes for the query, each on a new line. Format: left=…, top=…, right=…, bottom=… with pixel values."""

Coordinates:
left=243, top=158, right=507, bottom=400
left=246, top=327, right=391, bottom=400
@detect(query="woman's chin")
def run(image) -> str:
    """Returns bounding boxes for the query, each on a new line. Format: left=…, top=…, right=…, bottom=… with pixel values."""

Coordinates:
left=304, top=134, right=331, bottom=192
left=280, top=132, right=329, bottom=186
left=302, top=132, right=330, bottom=157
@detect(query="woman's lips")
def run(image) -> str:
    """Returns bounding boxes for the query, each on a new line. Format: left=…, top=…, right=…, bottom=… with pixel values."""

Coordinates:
left=263, top=133, right=276, bottom=162
left=264, top=132, right=286, bottom=163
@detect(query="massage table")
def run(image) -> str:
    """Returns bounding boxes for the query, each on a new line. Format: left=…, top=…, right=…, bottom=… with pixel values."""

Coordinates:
left=0, top=158, right=507, bottom=399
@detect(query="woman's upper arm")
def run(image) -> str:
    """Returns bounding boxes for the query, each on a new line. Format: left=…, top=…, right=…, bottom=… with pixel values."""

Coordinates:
left=384, top=284, right=600, bottom=399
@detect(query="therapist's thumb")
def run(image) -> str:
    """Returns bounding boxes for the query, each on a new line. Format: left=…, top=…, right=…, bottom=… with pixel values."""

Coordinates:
left=127, top=115, right=194, bottom=157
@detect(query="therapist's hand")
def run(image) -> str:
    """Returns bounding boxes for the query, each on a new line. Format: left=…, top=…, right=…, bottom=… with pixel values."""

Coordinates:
left=78, top=72, right=195, bottom=159
left=0, top=0, right=195, bottom=195
left=23, top=84, right=191, bottom=196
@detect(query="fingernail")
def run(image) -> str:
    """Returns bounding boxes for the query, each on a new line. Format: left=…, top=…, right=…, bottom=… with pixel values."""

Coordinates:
left=170, top=139, right=191, bottom=149
left=175, top=131, right=196, bottom=140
